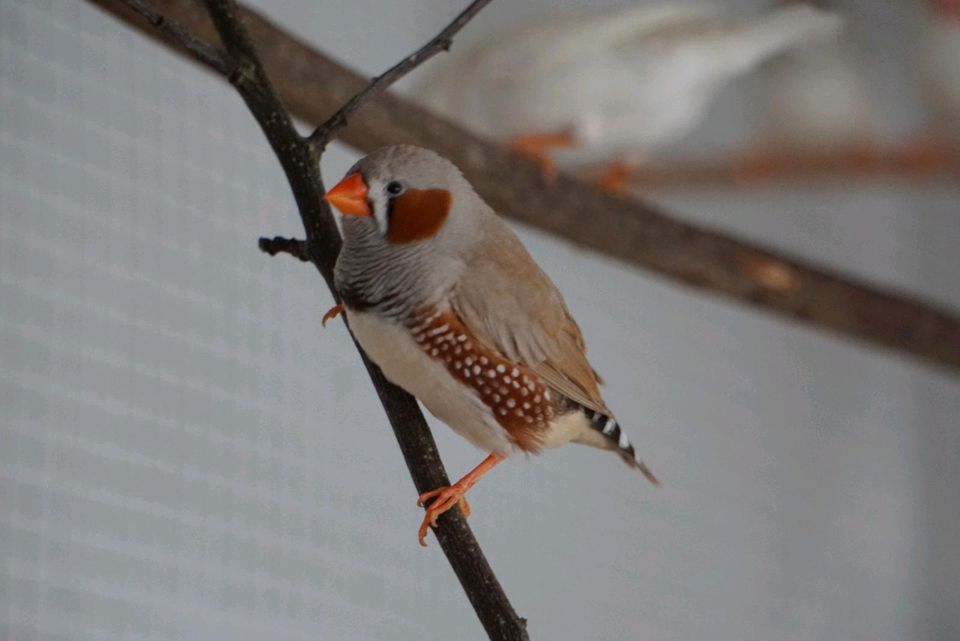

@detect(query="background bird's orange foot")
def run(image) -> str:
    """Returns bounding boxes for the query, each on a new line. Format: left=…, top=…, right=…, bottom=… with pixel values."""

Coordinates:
left=417, top=486, right=471, bottom=546
left=321, top=303, right=344, bottom=327
left=591, top=160, right=637, bottom=194
left=506, top=131, right=577, bottom=176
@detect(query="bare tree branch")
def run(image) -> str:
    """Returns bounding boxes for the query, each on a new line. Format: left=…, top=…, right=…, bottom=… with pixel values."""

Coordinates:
left=86, top=0, right=960, bottom=374
left=89, top=0, right=530, bottom=638
left=308, top=0, right=492, bottom=151
left=117, top=0, right=230, bottom=73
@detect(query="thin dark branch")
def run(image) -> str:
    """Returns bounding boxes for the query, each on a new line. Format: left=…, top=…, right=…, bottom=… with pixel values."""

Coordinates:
left=117, top=0, right=230, bottom=73
left=91, top=0, right=528, bottom=637
left=185, top=1, right=527, bottom=639
left=307, top=0, right=492, bottom=151
left=258, top=236, right=310, bottom=261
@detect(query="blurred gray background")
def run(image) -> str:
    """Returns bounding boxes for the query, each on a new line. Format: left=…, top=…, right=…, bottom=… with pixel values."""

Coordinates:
left=1, top=1, right=958, bottom=640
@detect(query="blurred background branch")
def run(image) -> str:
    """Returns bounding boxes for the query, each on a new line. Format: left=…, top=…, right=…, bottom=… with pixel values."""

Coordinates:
left=90, top=0, right=960, bottom=373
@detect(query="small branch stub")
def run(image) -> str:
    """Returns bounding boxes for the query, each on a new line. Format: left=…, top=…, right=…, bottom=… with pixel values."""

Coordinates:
left=258, top=236, right=310, bottom=261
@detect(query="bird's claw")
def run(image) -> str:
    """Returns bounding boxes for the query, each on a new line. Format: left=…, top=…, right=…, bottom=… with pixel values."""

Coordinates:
left=417, top=485, right=471, bottom=546
left=322, top=303, right=344, bottom=327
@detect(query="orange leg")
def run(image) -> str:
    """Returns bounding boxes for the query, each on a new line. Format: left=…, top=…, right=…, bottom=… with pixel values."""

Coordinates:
left=507, top=131, right=577, bottom=175
left=417, top=453, right=502, bottom=546
left=322, top=303, right=344, bottom=327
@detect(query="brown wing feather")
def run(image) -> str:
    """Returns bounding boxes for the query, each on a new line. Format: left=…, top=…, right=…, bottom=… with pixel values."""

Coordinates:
left=451, top=215, right=610, bottom=415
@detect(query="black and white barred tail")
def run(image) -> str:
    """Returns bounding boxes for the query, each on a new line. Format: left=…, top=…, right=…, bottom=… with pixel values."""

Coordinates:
left=583, top=408, right=660, bottom=486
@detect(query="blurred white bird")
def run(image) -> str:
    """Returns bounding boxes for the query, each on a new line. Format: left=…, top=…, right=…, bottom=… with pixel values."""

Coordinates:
left=763, top=42, right=874, bottom=154
left=418, top=2, right=844, bottom=181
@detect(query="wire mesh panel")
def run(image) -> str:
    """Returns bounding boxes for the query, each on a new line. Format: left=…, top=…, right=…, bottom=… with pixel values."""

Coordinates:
left=1, top=2, right=958, bottom=640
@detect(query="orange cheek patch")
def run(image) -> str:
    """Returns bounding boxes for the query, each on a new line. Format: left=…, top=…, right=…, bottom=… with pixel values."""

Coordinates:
left=387, top=189, right=451, bottom=244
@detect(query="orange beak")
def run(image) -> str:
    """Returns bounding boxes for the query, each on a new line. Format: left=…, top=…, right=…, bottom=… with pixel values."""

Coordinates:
left=324, top=173, right=371, bottom=217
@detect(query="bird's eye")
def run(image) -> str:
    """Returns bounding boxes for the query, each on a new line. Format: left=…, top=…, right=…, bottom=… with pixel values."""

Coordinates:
left=386, top=181, right=404, bottom=196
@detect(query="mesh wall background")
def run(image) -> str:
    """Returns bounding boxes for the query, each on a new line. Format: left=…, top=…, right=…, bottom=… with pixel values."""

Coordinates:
left=1, top=1, right=958, bottom=640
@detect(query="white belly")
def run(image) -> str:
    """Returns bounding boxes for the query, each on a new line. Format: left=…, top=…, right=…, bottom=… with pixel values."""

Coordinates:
left=347, top=310, right=517, bottom=456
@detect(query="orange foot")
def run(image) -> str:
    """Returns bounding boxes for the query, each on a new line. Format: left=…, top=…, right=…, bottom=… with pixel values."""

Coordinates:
left=322, top=303, right=344, bottom=327
left=416, top=453, right=502, bottom=546
left=507, top=131, right=577, bottom=176
left=417, top=487, right=471, bottom=546
left=592, top=160, right=637, bottom=194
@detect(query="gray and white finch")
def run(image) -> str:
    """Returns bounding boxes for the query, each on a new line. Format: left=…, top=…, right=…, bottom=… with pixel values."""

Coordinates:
left=323, top=145, right=657, bottom=546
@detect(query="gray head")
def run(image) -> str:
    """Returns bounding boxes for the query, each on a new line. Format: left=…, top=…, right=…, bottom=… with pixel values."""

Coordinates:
left=325, top=145, right=490, bottom=318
